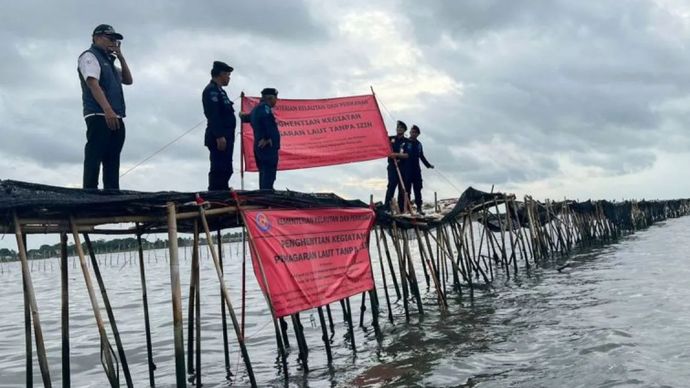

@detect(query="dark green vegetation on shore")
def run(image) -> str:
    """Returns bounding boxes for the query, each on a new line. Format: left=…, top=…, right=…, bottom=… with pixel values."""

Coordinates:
left=0, top=231, right=244, bottom=261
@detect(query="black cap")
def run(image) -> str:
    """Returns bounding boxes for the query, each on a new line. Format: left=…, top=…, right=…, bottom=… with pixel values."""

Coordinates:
left=397, top=120, right=407, bottom=130
left=411, top=125, right=420, bottom=132
left=92, top=24, right=123, bottom=40
left=261, top=88, right=278, bottom=97
left=212, top=61, right=234, bottom=73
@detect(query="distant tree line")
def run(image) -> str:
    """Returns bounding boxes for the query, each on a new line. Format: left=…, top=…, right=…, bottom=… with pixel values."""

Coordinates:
left=0, top=231, right=244, bottom=261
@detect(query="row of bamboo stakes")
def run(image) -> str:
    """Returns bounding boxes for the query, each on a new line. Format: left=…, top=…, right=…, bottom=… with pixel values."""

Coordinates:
left=9, top=194, right=690, bottom=387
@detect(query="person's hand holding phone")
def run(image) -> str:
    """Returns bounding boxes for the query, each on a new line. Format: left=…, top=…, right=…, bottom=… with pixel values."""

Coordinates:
left=111, top=40, right=124, bottom=59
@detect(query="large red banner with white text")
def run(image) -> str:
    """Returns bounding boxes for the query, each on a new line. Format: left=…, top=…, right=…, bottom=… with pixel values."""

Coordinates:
left=244, top=208, right=375, bottom=318
left=241, top=94, right=391, bottom=171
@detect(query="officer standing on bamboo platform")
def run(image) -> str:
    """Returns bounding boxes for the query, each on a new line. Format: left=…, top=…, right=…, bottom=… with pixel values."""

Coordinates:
left=384, top=120, right=409, bottom=212
left=403, top=125, right=434, bottom=214
left=250, top=88, right=280, bottom=190
left=202, top=61, right=236, bottom=190
left=78, top=24, right=133, bottom=190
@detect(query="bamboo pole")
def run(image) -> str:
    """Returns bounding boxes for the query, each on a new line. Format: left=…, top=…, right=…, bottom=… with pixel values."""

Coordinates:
left=493, top=198, right=508, bottom=266
left=60, top=233, right=70, bottom=388
left=165, top=203, right=187, bottom=388
left=17, top=229, right=41, bottom=388
left=501, top=197, right=518, bottom=273
left=218, top=229, right=232, bottom=380
left=292, top=313, right=309, bottom=370
left=199, top=207, right=258, bottom=386
left=345, top=298, right=356, bottom=351
left=359, top=292, right=367, bottom=327
left=326, top=305, right=335, bottom=336
left=317, top=307, right=333, bottom=364
left=186, top=225, right=198, bottom=376
left=430, top=226, right=463, bottom=292
left=398, top=226, right=424, bottom=316
left=415, top=227, right=446, bottom=309
left=195, top=242, right=201, bottom=387
left=449, top=221, right=473, bottom=292
left=379, top=226, right=401, bottom=300
left=386, top=225, right=409, bottom=321
left=279, top=318, right=291, bottom=349
left=508, top=198, right=530, bottom=269
left=373, top=226, right=394, bottom=323
left=135, top=231, right=155, bottom=387
left=83, top=234, right=133, bottom=388
left=233, top=200, right=288, bottom=374
left=69, top=219, right=118, bottom=387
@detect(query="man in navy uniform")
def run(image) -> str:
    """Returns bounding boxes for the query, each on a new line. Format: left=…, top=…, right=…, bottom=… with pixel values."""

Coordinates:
left=202, top=61, right=236, bottom=190
left=403, top=125, right=434, bottom=214
left=384, top=120, right=409, bottom=212
left=78, top=24, right=133, bottom=190
left=249, top=88, right=280, bottom=190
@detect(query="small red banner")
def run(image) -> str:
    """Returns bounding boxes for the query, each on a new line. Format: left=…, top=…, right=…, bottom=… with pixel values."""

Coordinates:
left=241, top=94, right=391, bottom=171
left=244, top=208, right=375, bottom=318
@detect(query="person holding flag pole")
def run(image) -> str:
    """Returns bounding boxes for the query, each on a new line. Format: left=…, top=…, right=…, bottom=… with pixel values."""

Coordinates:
left=385, top=120, right=412, bottom=213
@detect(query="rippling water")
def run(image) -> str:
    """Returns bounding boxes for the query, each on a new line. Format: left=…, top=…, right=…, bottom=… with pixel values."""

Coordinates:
left=2, top=217, right=690, bottom=387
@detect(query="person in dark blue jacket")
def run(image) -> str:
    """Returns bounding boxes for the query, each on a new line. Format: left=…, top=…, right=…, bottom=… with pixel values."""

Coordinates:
left=202, top=61, right=236, bottom=190
left=403, top=125, right=434, bottom=214
left=384, top=120, right=409, bottom=212
left=250, top=88, right=280, bottom=190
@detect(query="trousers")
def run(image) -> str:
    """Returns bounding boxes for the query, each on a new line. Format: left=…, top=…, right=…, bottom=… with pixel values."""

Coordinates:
left=83, top=115, right=126, bottom=190
left=384, top=164, right=406, bottom=212
left=207, top=139, right=234, bottom=190
left=256, top=149, right=278, bottom=190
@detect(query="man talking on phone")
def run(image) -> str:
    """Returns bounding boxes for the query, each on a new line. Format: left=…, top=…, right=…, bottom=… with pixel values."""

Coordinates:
left=78, top=24, right=133, bottom=190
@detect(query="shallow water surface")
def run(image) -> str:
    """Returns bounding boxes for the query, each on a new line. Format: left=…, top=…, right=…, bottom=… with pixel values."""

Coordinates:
left=1, top=217, right=690, bottom=387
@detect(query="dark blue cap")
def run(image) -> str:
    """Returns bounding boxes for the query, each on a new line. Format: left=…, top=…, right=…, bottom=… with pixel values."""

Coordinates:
left=212, top=61, right=233, bottom=73
left=93, top=24, right=123, bottom=40
left=261, top=88, right=278, bottom=97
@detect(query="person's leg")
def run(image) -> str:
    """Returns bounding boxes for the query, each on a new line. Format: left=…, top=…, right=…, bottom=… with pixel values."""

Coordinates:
left=413, top=178, right=423, bottom=213
left=102, top=119, right=126, bottom=190
left=208, top=143, right=233, bottom=190
left=256, top=153, right=267, bottom=189
left=225, top=138, right=234, bottom=184
left=399, top=175, right=411, bottom=213
left=83, top=116, right=109, bottom=189
left=265, top=151, right=278, bottom=190
left=208, top=146, right=223, bottom=190
left=384, top=166, right=398, bottom=208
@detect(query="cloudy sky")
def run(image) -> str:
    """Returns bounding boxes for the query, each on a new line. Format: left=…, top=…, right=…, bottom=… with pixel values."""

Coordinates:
left=2, top=0, right=690, bottom=216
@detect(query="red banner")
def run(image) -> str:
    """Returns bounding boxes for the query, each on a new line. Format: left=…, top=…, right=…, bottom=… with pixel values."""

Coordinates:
left=241, top=94, right=391, bottom=171
left=244, top=208, right=375, bottom=318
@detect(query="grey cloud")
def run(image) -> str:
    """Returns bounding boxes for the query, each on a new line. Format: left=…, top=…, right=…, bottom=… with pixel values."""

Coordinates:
left=1, top=0, right=690, bottom=202
left=393, top=0, right=690, bottom=184
left=0, top=1, right=326, bottom=42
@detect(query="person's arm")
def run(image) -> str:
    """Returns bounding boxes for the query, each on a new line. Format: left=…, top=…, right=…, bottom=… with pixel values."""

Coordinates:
left=204, top=89, right=227, bottom=150
left=420, top=144, right=433, bottom=168
left=239, top=112, right=251, bottom=123
left=112, top=44, right=133, bottom=85
left=396, top=142, right=409, bottom=159
left=85, top=77, right=120, bottom=130
left=251, top=107, right=270, bottom=147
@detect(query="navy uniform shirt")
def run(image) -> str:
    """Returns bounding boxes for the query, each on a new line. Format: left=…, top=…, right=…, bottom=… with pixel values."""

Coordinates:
left=403, top=138, right=432, bottom=178
left=250, top=101, right=280, bottom=151
left=202, top=80, right=236, bottom=147
left=388, top=135, right=408, bottom=169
